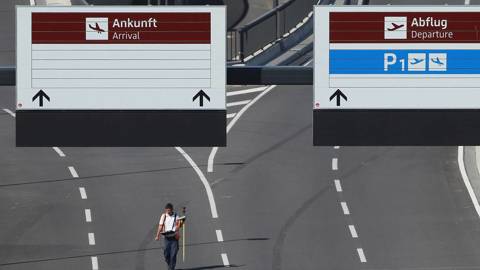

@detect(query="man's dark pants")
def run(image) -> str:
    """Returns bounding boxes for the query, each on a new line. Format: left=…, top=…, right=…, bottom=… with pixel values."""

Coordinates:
left=164, top=237, right=179, bottom=270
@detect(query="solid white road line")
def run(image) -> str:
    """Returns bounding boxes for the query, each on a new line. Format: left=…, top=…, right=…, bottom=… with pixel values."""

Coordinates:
left=226, top=86, right=267, bottom=97
left=226, top=113, right=236, bottom=119
left=68, top=166, right=79, bottom=178
left=79, top=187, right=87, bottom=199
left=215, top=229, right=224, bottom=242
left=175, top=147, right=219, bottom=219
left=341, top=202, right=350, bottom=215
left=221, top=253, right=230, bottom=267
left=208, top=85, right=277, bottom=172
left=332, top=158, right=338, bottom=171
left=88, top=233, right=96, bottom=245
left=227, top=100, right=251, bottom=107
left=349, top=225, right=358, bottom=238
left=2, top=108, right=15, bottom=117
left=334, top=179, right=343, bottom=192
left=458, top=146, right=480, bottom=218
left=52, top=147, right=66, bottom=157
left=85, top=209, right=92, bottom=223
left=357, top=248, right=367, bottom=262
left=91, top=256, right=99, bottom=270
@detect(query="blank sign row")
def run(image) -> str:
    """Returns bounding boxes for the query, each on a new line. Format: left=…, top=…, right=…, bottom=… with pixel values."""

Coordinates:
left=32, top=78, right=211, bottom=88
left=32, top=59, right=210, bottom=69
left=32, top=50, right=211, bottom=60
left=32, top=69, right=211, bottom=79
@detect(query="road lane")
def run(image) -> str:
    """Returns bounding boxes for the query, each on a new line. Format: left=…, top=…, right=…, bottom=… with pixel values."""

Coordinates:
left=207, top=85, right=362, bottom=269
left=4, top=1, right=480, bottom=270
left=340, top=147, right=480, bottom=269
left=59, top=146, right=225, bottom=269
left=0, top=87, right=96, bottom=270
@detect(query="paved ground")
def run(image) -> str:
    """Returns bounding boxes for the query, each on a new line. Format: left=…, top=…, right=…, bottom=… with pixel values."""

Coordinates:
left=3, top=0, right=480, bottom=270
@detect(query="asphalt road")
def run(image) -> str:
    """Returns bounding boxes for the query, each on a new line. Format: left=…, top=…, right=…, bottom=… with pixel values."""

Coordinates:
left=3, top=0, right=480, bottom=270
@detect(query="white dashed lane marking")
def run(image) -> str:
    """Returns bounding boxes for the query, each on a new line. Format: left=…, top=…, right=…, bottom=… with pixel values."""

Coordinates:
left=79, top=187, right=88, bottom=199
left=221, top=253, right=230, bottom=267
left=357, top=248, right=367, bottom=263
left=88, top=233, right=96, bottom=245
left=334, top=146, right=340, bottom=149
left=4, top=104, right=97, bottom=264
left=332, top=158, right=338, bottom=171
left=334, top=179, right=342, bottom=192
left=91, top=256, right=99, bottom=270
left=52, top=147, right=66, bottom=157
left=349, top=225, right=358, bottom=238
left=216, top=229, right=224, bottom=242
left=332, top=150, right=368, bottom=265
left=340, top=202, right=350, bottom=215
left=227, top=100, right=251, bottom=107
left=226, top=86, right=267, bottom=97
left=68, top=166, right=79, bottom=178
left=85, top=209, right=92, bottom=222
left=226, top=113, right=236, bottom=119
left=2, top=108, right=15, bottom=117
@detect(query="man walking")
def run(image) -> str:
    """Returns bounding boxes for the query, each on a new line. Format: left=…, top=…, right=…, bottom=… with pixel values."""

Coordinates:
left=155, top=203, right=184, bottom=270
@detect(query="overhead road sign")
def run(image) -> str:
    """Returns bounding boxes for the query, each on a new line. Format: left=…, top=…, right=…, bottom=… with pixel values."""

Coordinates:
left=314, top=6, right=480, bottom=146
left=16, top=6, right=226, bottom=146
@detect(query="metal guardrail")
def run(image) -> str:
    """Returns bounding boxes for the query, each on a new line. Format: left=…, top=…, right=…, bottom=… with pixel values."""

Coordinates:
left=230, top=0, right=326, bottom=62
left=0, top=66, right=313, bottom=86
left=228, top=66, right=312, bottom=85
left=227, top=30, right=240, bottom=61
left=0, top=67, right=14, bottom=86
left=238, top=8, right=279, bottom=60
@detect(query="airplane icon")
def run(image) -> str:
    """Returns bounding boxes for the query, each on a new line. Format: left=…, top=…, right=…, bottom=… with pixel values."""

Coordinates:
left=387, top=23, right=405, bottom=31
left=410, top=58, right=425, bottom=65
left=89, top=22, right=105, bottom=34
left=431, top=57, right=444, bottom=66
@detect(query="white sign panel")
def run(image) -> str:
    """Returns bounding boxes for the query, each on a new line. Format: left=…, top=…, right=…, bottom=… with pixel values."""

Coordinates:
left=17, top=6, right=225, bottom=110
left=314, top=6, right=480, bottom=109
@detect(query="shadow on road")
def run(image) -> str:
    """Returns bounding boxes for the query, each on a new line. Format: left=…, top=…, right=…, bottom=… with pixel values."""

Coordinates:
left=0, top=237, right=268, bottom=267
left=178, top=264, right=244, bottom=270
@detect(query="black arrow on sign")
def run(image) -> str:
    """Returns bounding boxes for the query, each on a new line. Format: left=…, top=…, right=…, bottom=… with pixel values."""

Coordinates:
left=32, top=89, right=50, bottom=107
left=193, top=90, right=210, bottom=107
left=329, top=89, right=347, bottom=107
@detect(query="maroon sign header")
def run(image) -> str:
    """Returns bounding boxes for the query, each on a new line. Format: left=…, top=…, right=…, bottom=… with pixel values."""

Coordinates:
left=32, top=12, right=211, bottom=44
left=330, top=12, right=480, bottom=43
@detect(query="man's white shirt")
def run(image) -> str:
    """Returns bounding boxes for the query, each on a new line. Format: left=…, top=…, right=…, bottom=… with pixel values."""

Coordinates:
left=159, top=213, right=177, bottom=232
